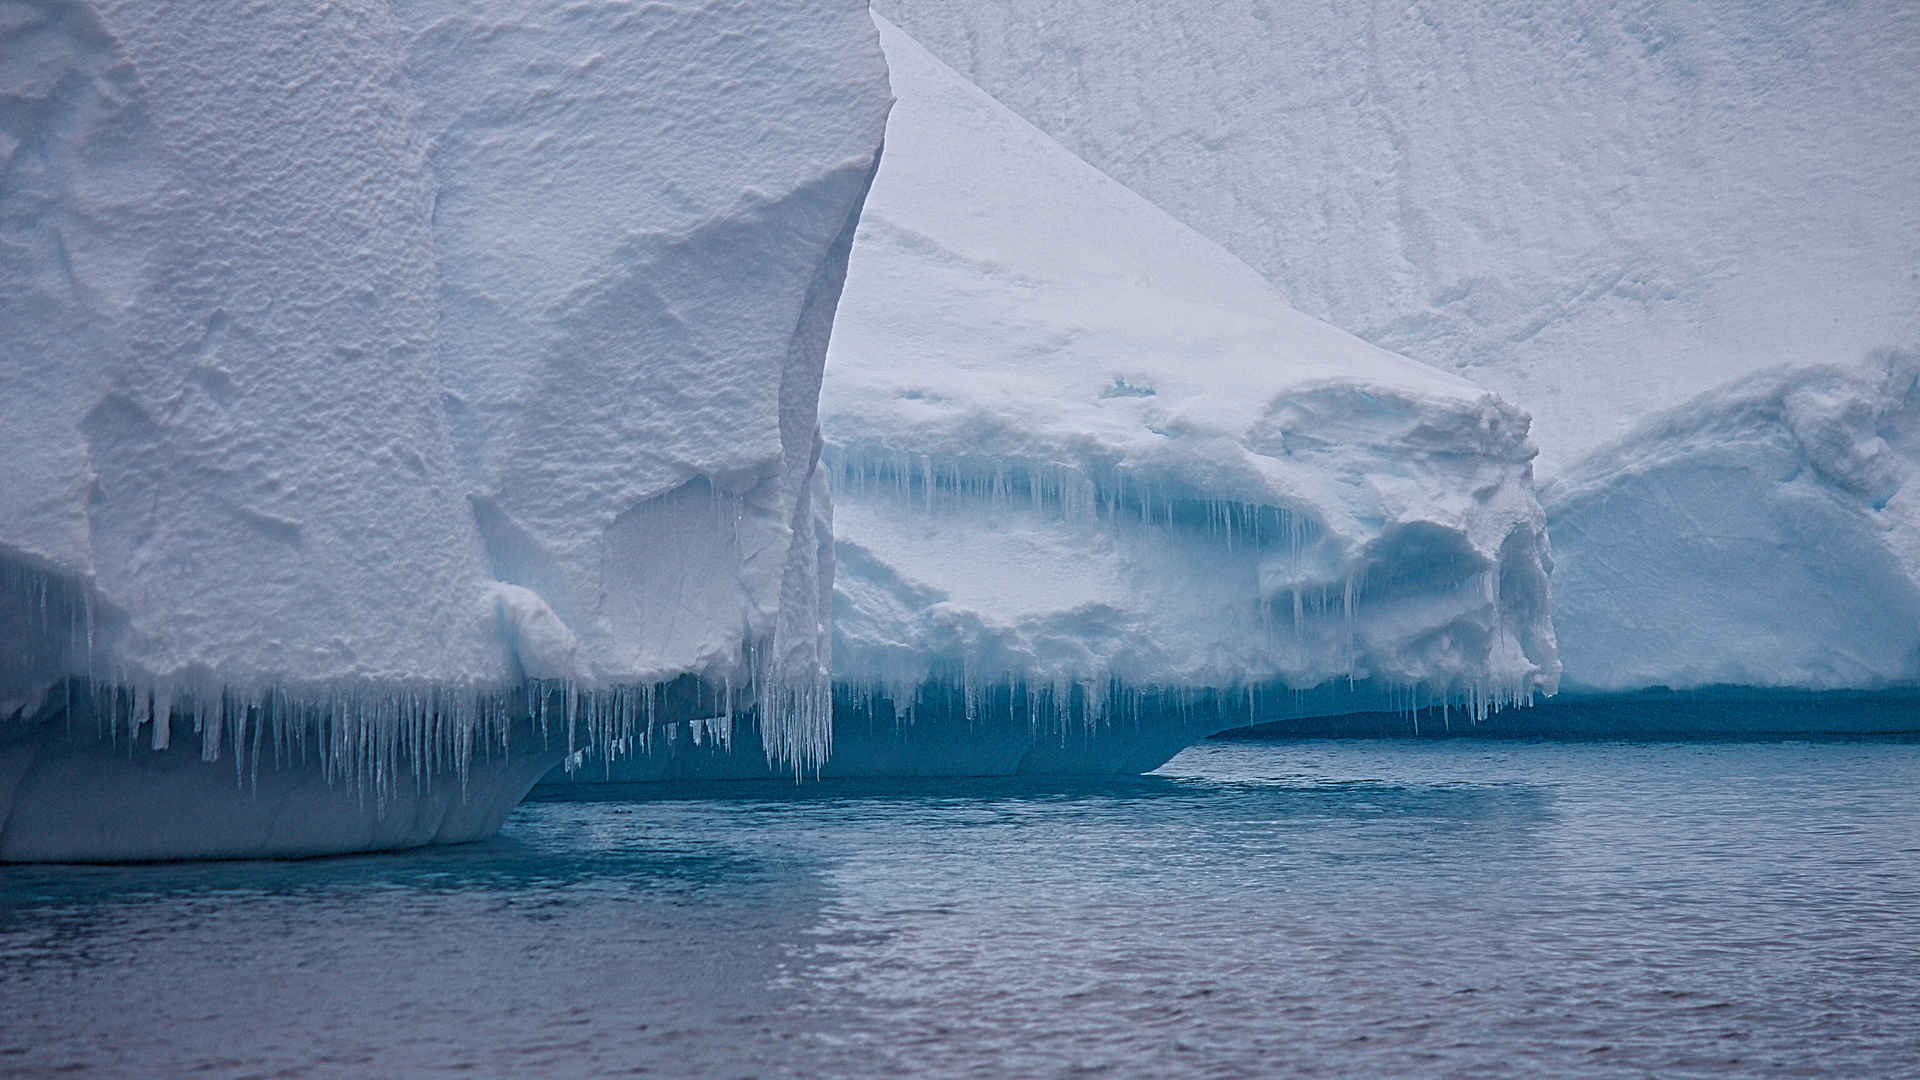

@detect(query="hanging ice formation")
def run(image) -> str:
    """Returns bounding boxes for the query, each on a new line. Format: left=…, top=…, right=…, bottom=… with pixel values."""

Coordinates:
left=0, top=0, right=890, bottom=858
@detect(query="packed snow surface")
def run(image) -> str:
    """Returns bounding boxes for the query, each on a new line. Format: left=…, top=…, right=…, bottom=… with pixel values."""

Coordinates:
left=0, top=0, right=888, bottom=855
left=1545, top=353, right=1920, bottom=693
left=871, top=0, right=1920, bottom=476
left=818, top=18, right=1559, bottom=741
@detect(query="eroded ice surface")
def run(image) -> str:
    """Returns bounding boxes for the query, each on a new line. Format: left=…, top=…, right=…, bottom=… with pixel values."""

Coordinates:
left=0, top=1, right=889, bottom=857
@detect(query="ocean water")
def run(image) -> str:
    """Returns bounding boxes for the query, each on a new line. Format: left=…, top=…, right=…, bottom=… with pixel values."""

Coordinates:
left=4, top=738, right=1918, bottom=1078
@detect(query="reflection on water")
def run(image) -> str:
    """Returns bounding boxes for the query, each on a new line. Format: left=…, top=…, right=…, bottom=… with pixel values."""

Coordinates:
left=4, top=739, right=1918, bottom=1077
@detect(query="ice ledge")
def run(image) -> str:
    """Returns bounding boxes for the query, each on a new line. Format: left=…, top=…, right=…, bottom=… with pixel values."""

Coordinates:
left=547, top=674, right=1539, bottom=784
left=1226, top=687, right=1920, bottom=741
left=0, top=683, right=564, bottom=862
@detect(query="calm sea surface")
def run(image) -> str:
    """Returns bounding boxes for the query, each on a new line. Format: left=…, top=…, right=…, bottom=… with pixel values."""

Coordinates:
left=4, top=738, right=1918, bottom=1078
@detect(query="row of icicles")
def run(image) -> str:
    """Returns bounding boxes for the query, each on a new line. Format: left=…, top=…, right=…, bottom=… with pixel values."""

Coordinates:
left=5, top=452, right=1534, bottom=806
left=825, top=446, right=1325, bottom=553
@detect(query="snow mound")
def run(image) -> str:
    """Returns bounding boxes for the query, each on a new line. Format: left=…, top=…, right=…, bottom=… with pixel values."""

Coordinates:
left=871, top=1, right=1920, bottom=476
left=1544, top=352, right=1920, bottom=693
left=821, top=18, right=1559, bottom=744
left=0, top=1, right=888, bottom=856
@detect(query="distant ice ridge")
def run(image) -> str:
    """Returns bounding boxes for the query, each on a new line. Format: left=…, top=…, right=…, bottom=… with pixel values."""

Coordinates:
left=818, top=19, right=1558, bottom=760
left=1545, top=352, right=1920, bottom=695
left=0, top=1, right=888, bottom=857
left=870, top=0, right=1920, bottom=478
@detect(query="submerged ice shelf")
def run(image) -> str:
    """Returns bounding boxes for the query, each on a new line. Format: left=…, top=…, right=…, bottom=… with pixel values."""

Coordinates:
left=0, top=681, right=562, bottom=862
left=0, top=0, right=889, bottom=858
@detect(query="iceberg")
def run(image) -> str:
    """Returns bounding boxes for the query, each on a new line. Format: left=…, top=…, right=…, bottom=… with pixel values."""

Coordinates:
left=861, top=3, right=1920, bottom=737
left=0, top=1, right=889, bottom=858
left=870, top=0, right=1920, bottom=477
left=557, top=17, right=1558, bottom=782
left=1222, top=354, right=1920, bottom=741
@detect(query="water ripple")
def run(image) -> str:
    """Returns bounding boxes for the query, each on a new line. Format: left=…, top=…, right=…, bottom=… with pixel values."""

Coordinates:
left=3, top=739, right=1918, bottom=1077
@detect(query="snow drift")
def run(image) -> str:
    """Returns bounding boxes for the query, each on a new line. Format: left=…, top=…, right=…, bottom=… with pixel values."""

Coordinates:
left=870, top=0, right=1920, bottom=478
left=1544, top=353, right=1920, bottom=695
left=559, top=17, right=1558, bottom=783
left=0, top=0, right=889, bottom=858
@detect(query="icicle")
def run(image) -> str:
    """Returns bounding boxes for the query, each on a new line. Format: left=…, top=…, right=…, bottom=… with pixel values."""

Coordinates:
left=151, top=685, right=172, bottom=751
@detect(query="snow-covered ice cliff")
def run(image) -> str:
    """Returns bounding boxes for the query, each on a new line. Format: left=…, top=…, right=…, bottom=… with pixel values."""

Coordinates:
left=399, top=0, right=886, bottom=770
left=855, top=2, right=1920, bottom=737
left=0, top=0, right=888, bottom=858
left=870, top=0, right=1920, bottom=477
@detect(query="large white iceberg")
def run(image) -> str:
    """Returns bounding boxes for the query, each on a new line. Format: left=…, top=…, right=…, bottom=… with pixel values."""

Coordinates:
left=0, top=0, right=889, bottom=858
left=870, top=0, right=1920, bottom=477
left=566, top=17, right=1559, bottom=782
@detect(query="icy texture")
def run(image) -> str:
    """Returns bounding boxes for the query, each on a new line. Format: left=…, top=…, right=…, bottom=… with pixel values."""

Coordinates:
left=0, top=1, right=887, bottom=855
left=820, top=19, right=1559, bottom=741
left=2, top=0, right=493, bottom=706
left=1545, top=353, right=1920, bottom=693
left=871, top=0, right=1920, bottom=476
left=402, top=0, right=887, bottom=770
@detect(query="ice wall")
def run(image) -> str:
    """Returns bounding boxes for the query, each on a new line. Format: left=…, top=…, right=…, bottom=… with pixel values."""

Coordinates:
left=819, top=19, right=1557, bottom=754
left=396, top=0, right=888, bottom=768
left=0, top=1, right=888, bottom=857
left=870, top=0, right=1920, bottom=476
left=1544, top=353, right=1920, bottom=693
left=2, top=0, right=495, bottom=713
